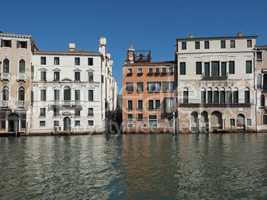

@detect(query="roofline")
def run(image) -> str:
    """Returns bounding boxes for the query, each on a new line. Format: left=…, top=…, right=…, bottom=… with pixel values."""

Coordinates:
left=255, top=45, right=267, bottom=50
left=0, top=32, right=32, bottom=39
left=123, top=60, right=175, bottom=66
left=33, top=50, right=101, bottom=57
left=176, top=35, right=258, bottom=42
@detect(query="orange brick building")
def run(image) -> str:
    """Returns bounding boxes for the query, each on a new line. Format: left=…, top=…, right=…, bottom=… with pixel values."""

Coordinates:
left=122, top=47, right=177, bottom=133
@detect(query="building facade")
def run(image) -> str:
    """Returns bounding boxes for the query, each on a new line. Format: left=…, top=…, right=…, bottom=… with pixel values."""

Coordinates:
left=122, top=48, right=177, bottom=133
left=176, top=33, right=257, bottom=133
left=0, top=33, right=34, bottom=134
left=255, top=45, right=267, bottom=131
left=0, top=32, right=117, bottom=135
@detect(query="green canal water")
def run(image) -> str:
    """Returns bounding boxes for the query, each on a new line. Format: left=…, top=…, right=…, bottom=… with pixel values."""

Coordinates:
left=0, top=134, right=267, bottom=200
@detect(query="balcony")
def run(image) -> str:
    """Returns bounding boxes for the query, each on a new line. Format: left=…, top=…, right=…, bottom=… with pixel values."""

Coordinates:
left=202, top=75, right=228, bottom=81
left=17, top=101, right=25, bottom=108
left=0, top=101, right=8, bottom=107
left=179, top=103, right=251, bottom=108
left=1, top=73, right=10, bottom=80
left=17, top=73, right=26, bottom=81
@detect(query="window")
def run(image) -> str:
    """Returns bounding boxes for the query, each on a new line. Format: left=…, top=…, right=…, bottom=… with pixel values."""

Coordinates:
left=211, top=61, right=220, bottom=77
left=128, top=100, right=133, bottom=111
left=226, top=90, right=232, bottom=104
left=75, top=57, right=80, bottom=65
left=220, top=90, right=226, bottom=104
left=183, top=89, right=189, bottom=104
left=54, top=121, right=59, bottom=127
left=148, top=100, right=154, bottom=110
left=181, top=41, right=187, bottom=50
left=1, top=40, right=12, bottom=47
left=149, top=115, right=157, bottom=128
left=75, top=90, right=80, bottom=101
left=229, top=61, right=235, bottom=74
left=19, top=60, right=25, bottom=73
left=88, top=108, right=94, bottom=116
left=201, top=89, right=206, bottom=104
left=75, top=109, right=80, bottom=117
left=40, top=89, right=46, bottom=101
left=54, top=89, right=60, bottom=101
left=247, top=40, right=252, bottom=48
left=126, top=83, right=134, bottom=93
left=233, top=90, right=239, bottom=104
left=247, top=119, right=252, bottom=126
left=155, top=100, right=161, bottom=109
left=137, top=100, right=143, bottom=110
left=88, top=90, right=94, bottom=101
left=137, top=68, right=143, bottom=75
left=136, top=82, right=144, bottom=93
left=64, top=86, right=71, bottom=101
left=195, top=41, right=200, bottom=49
left=137, top=114, right=143, bottom=121
left=128, top=114, right=133, bottom=121
left=88, top=58, right=93, bottom=66
left=40, top=108, right=46, bottom=117
left=127, top=68, right=132, bottom=75
left=155, top=68, right=160, bottom=74
left=54, top=71, right=60, bottom=81
left=53, top=107, right=59, bottom=116
left=180, top=62, right=186, bottom=75
left=18, top=87, right=25, bottom=101
left=3, top=59, right=9, bottom=73
left=88, top=71, right=94, bottom=82
left=245, top=89, right=250, bottom=104
left=148, top=68, right=153, bottom=74
left=147, top=82, right=161, bottom=93
left=196, top=62, right=202, bottom=75
left=221, top=40, right=226, bottom=48
left=230, top=119, right=235, bottom=126
left=161, top=68, right=167, bottom=74
left=54, top=57, right=60, bottom=65
left=261, top=95, right=265, bottom=107
left=208, top=90, right=212, bottom=104
left=41, top=71, right=47, bottom=81
left=230, top=40, right=235, bottom=48
left=246, top=60, right=252, bottom=74
left=221, top=62, right=227, bottom=77
left=213, top=90, right=219, bottom=104
left=88, top=120, right=94, bottom=126
left=2, top=86, right=9, bottom=101
left=0, top=120, right=5, bottom=129
left=40, top=121, right=46, bottom=127
left=257, top=52, right=263, bottom=61
left=16, top=41, right=27, bottom=49
left=263, top=115, right=267, bottom=125
left=204, top=62, right=210, bottom=77
left=101, top=75, right=104, bottom=83
left=41, top=57, right=46, bottom=65
left=21, top=119, right=26, bottom=129
left=204, top=40, right=209, bottom=49
left=75, top=120, right=80, bottom=127
left=74, top=71, right=80, bottom=81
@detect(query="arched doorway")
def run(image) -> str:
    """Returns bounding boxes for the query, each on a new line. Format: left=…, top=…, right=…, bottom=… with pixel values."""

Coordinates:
left=8, top=113, right=19, bottom=133
left=191, top=112, right=199, bottom=133
left=200, top=111, right=209, bottom=133
left=237, top=114, right=245, bottom=131
left=63, top=117, right=71, bottom=132
left=211, top=111, right=222, bottom=131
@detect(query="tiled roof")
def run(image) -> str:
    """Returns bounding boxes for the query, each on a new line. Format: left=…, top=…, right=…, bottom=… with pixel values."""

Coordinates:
left=124, top=61, right=175, bottom=66
left=176, top=35, right=257, bottom=41
left=33, top=50, right=101, bottom=56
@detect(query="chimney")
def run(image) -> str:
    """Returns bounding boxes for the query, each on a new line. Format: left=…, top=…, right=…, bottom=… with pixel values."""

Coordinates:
left=69, top=43, right=76, bottom=51
left=99, top=37, right=107, bottom=55
left=237, top=32, right=244, bottom=37
left=127, top=45, right=135, bottom=64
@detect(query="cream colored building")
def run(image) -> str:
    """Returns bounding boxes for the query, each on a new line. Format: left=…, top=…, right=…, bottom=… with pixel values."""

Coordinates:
left=176, top=33, right=257, bottom=133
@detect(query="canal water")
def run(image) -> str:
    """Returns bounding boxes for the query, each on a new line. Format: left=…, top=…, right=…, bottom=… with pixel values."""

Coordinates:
left=0, top=134, right=267, bottom=200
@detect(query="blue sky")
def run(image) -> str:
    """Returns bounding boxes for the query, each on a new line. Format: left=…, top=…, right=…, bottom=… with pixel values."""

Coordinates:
left=1, top=0, right=267, bottom=91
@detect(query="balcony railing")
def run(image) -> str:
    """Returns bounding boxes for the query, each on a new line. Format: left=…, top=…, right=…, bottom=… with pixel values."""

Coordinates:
left=202, top=75, right=228, bottom=81
left=17, top=73, right=26, bottom=81
left=180, top=103, right=251, bottom=108
left=0, top=101, right=8, bottom=107
left=1, top=73, right=10, bottom=80
left=17, top=101, right=25, bottom=108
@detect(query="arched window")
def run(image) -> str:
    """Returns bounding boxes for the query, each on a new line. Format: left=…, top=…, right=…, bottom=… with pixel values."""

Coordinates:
left=261, top=95, right=265, bottom=107
left=244, top=88, right=250, bottom=104
left=233, top=88, right=239, bottom=104
left=213, top=87, right=219, bottom=104
left=64, top=86, right=71, bottom=101
left=3, top=59, right=9, bottom=73
left=183, top=88, right=188, bottom=104
left=226, top=87, right=232, bottom=104
left=18, top=87, right=25, bottom=101
left=201, top=88, right=206, bottom=104
left=207, top=87, right=212, bottom=104
left=220, top=88, right=226, bottom=105
left=2, top=86, right=9, bottom=101
left=19, top=59, right=26, bottom=73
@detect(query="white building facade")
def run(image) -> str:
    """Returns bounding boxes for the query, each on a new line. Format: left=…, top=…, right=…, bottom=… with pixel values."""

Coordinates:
left=31, top=39, right=117, bottom=134
left=177, top=33, right=257, bottom=133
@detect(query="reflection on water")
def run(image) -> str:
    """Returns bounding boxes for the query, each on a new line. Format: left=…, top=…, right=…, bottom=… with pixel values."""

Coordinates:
left=0, top=134, right=267, bottom=200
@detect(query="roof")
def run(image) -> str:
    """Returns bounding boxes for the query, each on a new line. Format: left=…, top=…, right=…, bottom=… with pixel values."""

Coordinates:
left=33, top=50, right=101, bottom=56
left=124, top=61, right=175, bottom=67
left=0, top=32, right=32, bottom=39
left=176, top=35, right=258, bottom=41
